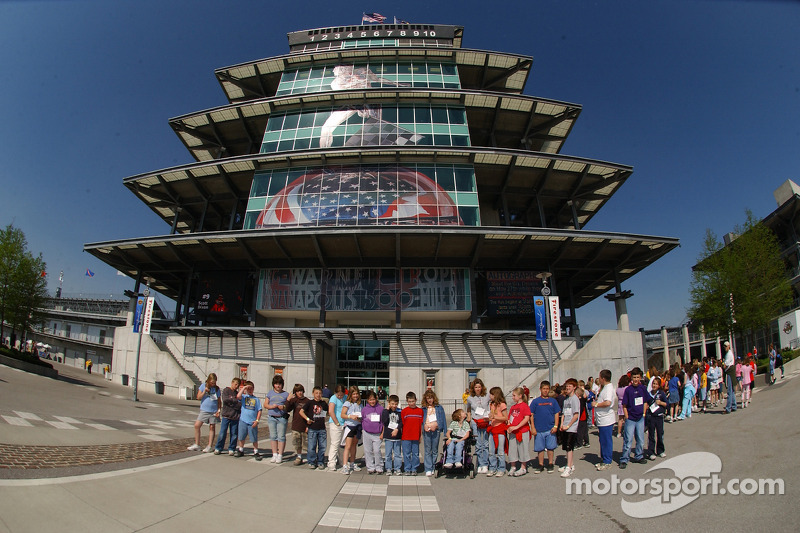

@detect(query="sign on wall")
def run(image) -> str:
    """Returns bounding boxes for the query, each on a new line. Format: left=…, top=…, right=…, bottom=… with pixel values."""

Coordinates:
left=486, top=271, right=543, bottom=317
left=259, top=268, right=469, bottom=312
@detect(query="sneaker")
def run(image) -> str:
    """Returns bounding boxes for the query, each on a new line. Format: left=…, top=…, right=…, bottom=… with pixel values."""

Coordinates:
left=341, top=466, right=350, bottom=475
left=187, top=444, right=201, bottom=451
left=294, top=457, right=303, bottom=466
left=201, top=446, right=212, bottom=453
left=351, top=463, right=361, bottom=472
left=309, top=464, right=317, bottom=470
left=275, top=454, right=282, bottom=464
left=514, top=468, right=527, bottom=477
left=376, top=469, right=384, bottom=474
left=507, top=467, right=517, bottom=476
left=619, top=462, right=627, bottom=469
left=596, top=463, right=611, bottom=471
left=368, top=470, right=376, bottom=475
left=270, top=456, right=278, bottom=463
left=328, top=466, right=337, bottom=472
left=426, top=471, right=433, bottom=477
left=404, top=471, right=412, bottom=476
left=234, top=450, right=244, bottom=458
left=631, top=457, right=648, bottom=465
left=455, top=462, right=462, bottom=468
left=560, top=466, right=574, bottom=478
left=213, top=449, right=221, bottom=455
left=228, top=450, right=235, bottom=456
left=659, top=452, right=667, bottom=458
left=494, top=471, right=504, bottom=477
left=444, top=463, right=453, bottom=468
left=486, top=471, right=495, bottom=477
left=546, top=465, right=554, bottom=474
left=254, top=453, right=262, bottom=461
left=385, top=470, right=392, bottom=476
left=533, top=465, right=545, bottom=474
left=558, top=465, right=568, bottom=473
left=394, top=470, right=402, bottom=476
left=648, top=454, right=656, bottom=461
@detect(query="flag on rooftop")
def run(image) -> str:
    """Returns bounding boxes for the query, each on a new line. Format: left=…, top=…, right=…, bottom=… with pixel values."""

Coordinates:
left=395, top=17, right=410, bottom=24
left=85, top=269, right=94, bottom=277
left=362, top=12, right=386, bottom=23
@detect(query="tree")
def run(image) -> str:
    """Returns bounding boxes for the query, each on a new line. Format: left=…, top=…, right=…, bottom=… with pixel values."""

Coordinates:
left=0, top=224, right=48, bottom=343
left=689, top=210, right=792, bottom=339
left=0, top=224, right=27, bottom=340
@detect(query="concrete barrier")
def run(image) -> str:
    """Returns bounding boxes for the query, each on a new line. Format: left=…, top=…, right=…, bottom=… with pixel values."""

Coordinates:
left=0, top=353, right=59, bottom=379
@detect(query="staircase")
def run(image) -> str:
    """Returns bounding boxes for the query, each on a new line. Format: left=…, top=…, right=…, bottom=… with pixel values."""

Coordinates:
left=152, top=335, right=202, bottom=390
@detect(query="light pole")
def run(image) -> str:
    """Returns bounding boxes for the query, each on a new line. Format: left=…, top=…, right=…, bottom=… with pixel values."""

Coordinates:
left=537, top=272, right=554, bottom=384
left=132, top=284, right=150, bottom=402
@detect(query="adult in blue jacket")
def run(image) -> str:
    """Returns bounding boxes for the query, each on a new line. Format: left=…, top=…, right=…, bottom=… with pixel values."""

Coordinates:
left=421, top=389, right=447, bottom=476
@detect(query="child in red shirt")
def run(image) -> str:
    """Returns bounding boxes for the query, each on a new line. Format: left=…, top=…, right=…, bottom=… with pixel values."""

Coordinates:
left=401, top=391, right=423, bottom=475
left=506, top=387, right=531, bottom=476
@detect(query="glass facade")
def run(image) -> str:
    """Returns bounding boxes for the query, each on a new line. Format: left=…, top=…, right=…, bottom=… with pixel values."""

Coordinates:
left=276, top=62, right=460, bottom=96
left=245, top=164, right=480, bottom=228
left=260, top=104, right=469, bottom=154
left=335, top=339, right=390, bottom=393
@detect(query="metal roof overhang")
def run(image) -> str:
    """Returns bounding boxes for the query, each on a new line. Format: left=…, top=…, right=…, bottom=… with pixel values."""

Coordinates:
left=215, top=47, right=532, bottom=103
left=169, top=89, right=580, bottom=161
left=121, top=147, right=631, bottom=234
left=84, top=226, right=678, bottom=308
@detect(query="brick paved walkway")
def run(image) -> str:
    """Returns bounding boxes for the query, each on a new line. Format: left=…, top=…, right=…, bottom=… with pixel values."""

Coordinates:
left=0, top=427, right=271, bottom=469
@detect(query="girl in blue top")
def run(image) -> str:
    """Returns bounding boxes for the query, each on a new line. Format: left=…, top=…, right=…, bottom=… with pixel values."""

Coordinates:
left=188, top=373, right=221, bottom=452
left=265, top=374, right=289, bottom=463
left=340, top=387, right=363, bottom=474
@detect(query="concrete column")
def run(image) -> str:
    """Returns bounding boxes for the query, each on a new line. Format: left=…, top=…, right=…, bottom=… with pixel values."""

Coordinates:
left=715, top=337, right=721, bottom=360
left=700, top=326, right=707, bottom=360
left=661, top=326, right=670, bottom=371
left=682, top=324, right=690, bottom=363
left=615, top=298, right=630, bottom=331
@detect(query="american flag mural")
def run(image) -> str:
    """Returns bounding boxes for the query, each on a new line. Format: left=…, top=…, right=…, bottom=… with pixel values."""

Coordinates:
left=255, top=166, right=463, bottom=228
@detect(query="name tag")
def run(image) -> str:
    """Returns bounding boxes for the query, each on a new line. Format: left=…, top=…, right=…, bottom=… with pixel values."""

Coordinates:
left=649, top=403, right=659, bottom=413
left=475, top=407, right=486, bottom=417
left=634, top=397, right=643, bottom=406
left=369, top=413, right=380, bottom=422
left=388, top=421, right=398, bottom=430
left=427, top=414, right=437, bottom=423
left=563, top=408, right=572, bottom=420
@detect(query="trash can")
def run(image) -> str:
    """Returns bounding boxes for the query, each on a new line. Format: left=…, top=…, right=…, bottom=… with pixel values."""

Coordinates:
left=121, top=374, right=129, bottom=386
left=155, top=381, right=165, bottom=395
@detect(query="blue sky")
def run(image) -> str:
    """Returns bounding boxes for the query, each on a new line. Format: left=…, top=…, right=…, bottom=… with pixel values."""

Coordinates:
left=0, top=0, right=798, bottom=333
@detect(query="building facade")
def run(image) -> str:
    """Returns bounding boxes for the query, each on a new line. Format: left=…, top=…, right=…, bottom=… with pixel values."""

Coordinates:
left=86, top=24, right=678, bottom=399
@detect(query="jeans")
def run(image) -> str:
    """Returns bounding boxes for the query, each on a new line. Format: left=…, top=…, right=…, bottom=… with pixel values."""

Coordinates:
left=422, top=431, right=440, bottom=473
left=327, top=423, right=344, bottom=470
left=446, top=439, right=465, bottom=464
left=307, top=428, right=327, bottom=466
left=402, top=440, right=420, bottom=472
left=267, top=415, right=288, bottom=442
left=622, top=417, right=645, bottom=463
left=489, top=433, right=506, bottom=472
left=680, top=385, right=694, bottom=418
left=215, top=416, right=238, bottom=452
left=598, top=424, right=613, bottom=464
left=646, top=416, right=664, bottom=457
left=385, top=439, right=403, bottom=472
left=725, top=374, right=737, bottom=412
left=470, top=422, right=489, bottom=468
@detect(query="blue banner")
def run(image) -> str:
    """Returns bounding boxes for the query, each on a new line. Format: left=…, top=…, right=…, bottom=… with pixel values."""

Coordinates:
left=534, top=297, right=547, bottom=341
left=133, top=297, right=145, bottom=333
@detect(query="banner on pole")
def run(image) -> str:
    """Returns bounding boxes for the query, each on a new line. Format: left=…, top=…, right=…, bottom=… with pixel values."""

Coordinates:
left=533, top=297, right=547, bottom=340
left=547, top=296, right=561, bottom=341
left=142, top=297, right=155, bottom=335
left=133, top=297, right=145, bottom=333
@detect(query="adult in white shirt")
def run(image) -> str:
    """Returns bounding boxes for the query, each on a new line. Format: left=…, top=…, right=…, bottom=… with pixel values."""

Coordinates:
left=722, top=341, right=738, bottom=413
left=594, top=369, right=616, bottom=470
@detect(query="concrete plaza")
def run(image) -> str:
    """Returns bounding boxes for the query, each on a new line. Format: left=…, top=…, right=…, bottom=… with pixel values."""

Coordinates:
left=0, top=359, right=797, bottom=532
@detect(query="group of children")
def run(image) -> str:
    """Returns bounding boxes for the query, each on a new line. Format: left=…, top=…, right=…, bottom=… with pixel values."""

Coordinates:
left=188, top=355, right=764, bottom=477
